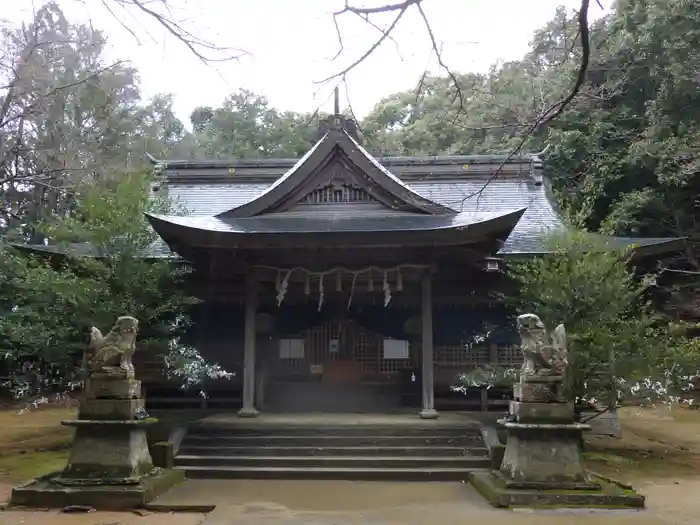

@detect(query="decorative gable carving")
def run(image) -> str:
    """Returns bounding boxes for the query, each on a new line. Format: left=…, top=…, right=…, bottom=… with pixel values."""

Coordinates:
left=300, top=183, right=377, bottom=205
left=298, top=159, right=378, bottom=205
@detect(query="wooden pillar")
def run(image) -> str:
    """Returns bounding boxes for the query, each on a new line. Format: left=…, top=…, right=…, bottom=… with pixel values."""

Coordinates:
left=419, top=270, right=439, bottom=419
left=238, top=272, right=259, bottom=418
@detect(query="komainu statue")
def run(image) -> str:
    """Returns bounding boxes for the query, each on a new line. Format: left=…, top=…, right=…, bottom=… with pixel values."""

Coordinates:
left=86, top=316, right=139, bottom=378
left=516, top=313, right=568, bottom=380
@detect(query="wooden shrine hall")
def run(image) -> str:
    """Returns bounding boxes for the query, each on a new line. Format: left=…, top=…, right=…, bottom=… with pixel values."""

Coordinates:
left=141, top=111, right=683, bottom=418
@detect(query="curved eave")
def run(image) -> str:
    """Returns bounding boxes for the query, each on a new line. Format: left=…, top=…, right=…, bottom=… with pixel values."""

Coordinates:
left=145, top=208, right=526, bottom=250
left=619, top=236, right=687, bottom=260
left=8, top=242, right=179, bottom=261
left=499, top=235, right=686, bottom=259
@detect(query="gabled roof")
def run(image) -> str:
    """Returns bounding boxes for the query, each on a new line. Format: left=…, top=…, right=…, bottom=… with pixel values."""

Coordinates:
left=214, top=126, right=454, bottom=218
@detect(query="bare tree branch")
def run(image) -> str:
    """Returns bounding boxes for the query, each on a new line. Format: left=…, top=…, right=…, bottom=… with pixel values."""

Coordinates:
left=106, top=0, right=249, bottom=64
left=414, top=2, right=464, bottom=120
left=317, top=2, right=412, bottom=85
left=456, top=0, right=593, bottom=206
left=536, top=0, right=591, bottom=126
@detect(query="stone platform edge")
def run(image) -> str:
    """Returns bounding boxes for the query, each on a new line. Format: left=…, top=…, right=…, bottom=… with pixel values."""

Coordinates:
left=469, top=470, right=646, bottom=509
left=8, top=468, right=185, bottom=511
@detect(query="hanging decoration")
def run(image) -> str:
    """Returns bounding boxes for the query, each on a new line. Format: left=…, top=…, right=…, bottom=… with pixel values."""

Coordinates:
left=382, top=271, right=391, bottom=307
left=318, top=274, right=325, bottom=311
left=347, top=273, right=358, bottom=311
left=252, top=264, right=429, bottom=310
left=275, top=270, right=291, bottom=306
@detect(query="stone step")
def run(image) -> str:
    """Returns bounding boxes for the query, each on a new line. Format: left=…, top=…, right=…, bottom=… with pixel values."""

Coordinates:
left=178, top=445, right=489, bottom=457
left=175, top=454, right=492, bottom=469
left=186, top=425, right=478, bottom=437
left=176, top=464, right=487, bottom=481
left=182, top=434, right=479, bottom=447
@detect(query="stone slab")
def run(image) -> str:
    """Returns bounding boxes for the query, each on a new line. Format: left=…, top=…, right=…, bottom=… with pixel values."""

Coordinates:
left=494, top=470, right=601, bottom=491
left=469, top=471, right=645, bottom=509
left=509, top=401, right=575, bottom=423
left=86, top=377, right=141, bottom=399
left=151, top=441, right=175, bottom=468
left=584, top=411, right=622, bottom=438
left=9, top=468, right=185, bottom=510
left=480, top=427, right=505, bottom=470
left=78, top=397, right=145, bottom=420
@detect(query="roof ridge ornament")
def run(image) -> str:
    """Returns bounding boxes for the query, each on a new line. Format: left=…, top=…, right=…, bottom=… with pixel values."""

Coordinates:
left=530, top=145, right=551, bottom=187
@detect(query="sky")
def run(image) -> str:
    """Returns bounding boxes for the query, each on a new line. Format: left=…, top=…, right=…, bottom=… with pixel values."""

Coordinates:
left=6, top=0, right=611, bottom=125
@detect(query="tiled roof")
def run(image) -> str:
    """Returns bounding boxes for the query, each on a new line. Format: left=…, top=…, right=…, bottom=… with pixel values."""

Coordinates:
left=161, top=176, right=564, bottom=255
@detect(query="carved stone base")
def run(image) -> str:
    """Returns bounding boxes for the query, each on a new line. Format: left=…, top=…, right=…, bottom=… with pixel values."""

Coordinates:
left=78, top=397, right=146, bottom=421
left=60, top=419, right=156, bottom=481
left=85, top=377, right=141, bottom=399
left=513, top=376, right=566, bottom=403
left=508, top=401, right=575, bottom=424
left=499, top=420, right=590, bottom=485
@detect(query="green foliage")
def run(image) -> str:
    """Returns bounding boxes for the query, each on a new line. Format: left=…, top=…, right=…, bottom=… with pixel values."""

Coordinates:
left=456, top=365, right=519, bottom=391
left=0, top=170, right=203, bottom=398
left=507, top=232, right=700, bottom=405
left=190, top=89, right=318, bottom=159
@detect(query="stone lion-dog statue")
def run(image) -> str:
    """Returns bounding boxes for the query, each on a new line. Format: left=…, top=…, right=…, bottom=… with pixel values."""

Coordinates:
left=86, top=316, right=139, bottom=378
left=516, top=313, right=567, bottom=380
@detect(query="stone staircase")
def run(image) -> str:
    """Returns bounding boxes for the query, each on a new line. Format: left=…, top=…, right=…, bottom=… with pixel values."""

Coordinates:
left=174, top=421, right=491, bottom=480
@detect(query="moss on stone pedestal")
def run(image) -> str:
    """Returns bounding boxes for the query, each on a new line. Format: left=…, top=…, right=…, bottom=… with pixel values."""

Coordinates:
left=9, top=367, right=182, bottom=510
left=469, top=470, right=645, bottom=509
left=9, top=468, right=186, bottom=510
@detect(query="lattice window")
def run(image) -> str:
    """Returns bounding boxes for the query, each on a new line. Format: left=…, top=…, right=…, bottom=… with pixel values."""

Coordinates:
left=301, top=184, right=375, bottom=204
left=434, top=344, right=489, bottom=370
left=270, top=319, right=417, bottom=378
left=497, top=344, right=522, bottom=367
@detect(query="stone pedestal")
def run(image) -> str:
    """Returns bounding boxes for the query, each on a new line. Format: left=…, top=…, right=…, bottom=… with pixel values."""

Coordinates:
left=470, top=375, right=644, bottom=509
left=10, top=375, right=184, bottom=510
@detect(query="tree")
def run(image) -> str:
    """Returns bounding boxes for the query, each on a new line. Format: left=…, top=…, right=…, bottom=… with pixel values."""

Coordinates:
left=190, top=89, right=317, bottom=159
left=360, top=0, right=700, bottom=321
left=543, top=0, right=700, bottom=319
left=0, top=3, right=194, bottom=240
left=507, top=232, right=700, bottom=408
left=0, top=169, right=230, bottom=399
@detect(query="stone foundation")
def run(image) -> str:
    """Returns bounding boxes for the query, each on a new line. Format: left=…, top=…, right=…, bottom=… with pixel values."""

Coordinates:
left=470, top=470, right=645, bottom=509
left=10, top=468, right=185, bottom=510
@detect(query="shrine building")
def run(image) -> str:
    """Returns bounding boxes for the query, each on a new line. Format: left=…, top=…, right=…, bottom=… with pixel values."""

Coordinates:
left=136, top=112, right=683, bottom=417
